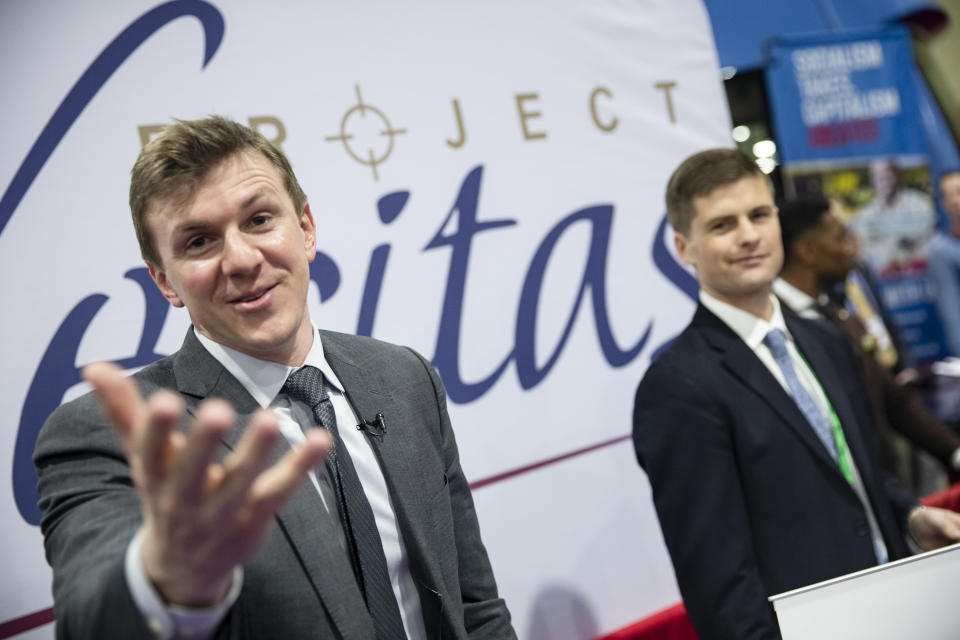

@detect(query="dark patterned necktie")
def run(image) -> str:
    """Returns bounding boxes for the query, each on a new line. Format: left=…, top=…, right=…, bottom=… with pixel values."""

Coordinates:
left=281, top=365, right=407, bottom=639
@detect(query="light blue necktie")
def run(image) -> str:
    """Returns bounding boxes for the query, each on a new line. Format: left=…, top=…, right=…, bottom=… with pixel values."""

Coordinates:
left=764, top=329, right=887, bottom=564
left=763, top=329, right=838, bottom=462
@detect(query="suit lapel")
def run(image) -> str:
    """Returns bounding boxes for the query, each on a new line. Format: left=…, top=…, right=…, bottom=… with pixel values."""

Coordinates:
left=170, top=329, right=373, bottom=639
left=694, top=306, right=850, bottom=480
left=319, top=333, right=423, bottom=516
left=171, top=330, right=262, bottom=457
left=273, top=484, right=373, bottom=639
left=320, top=332, right=447, bottom=609
left=788, top=316, right=878, bottom=490
left=171, top=329, right=259, bottom=416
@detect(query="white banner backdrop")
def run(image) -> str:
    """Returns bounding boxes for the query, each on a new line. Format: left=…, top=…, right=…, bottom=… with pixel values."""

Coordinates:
left=0, top=1, right=731, bottom=637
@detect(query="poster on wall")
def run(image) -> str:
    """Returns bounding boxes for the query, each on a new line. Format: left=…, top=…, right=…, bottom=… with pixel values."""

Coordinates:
left=766, top=26, right=948, bottom=364
left=1, top=0, right=731, bottom=637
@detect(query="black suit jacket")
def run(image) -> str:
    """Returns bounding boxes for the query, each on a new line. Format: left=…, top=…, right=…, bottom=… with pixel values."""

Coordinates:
left=34, top=328, right=516, bottom=639
left=810, top=299, right=960, bottom=471
left=633, top=304, right=916, bottom=640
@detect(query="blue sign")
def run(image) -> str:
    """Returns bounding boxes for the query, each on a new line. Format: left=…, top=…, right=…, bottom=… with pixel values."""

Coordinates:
left=766, top=26, right=948, bottom=366
left=766, top=26, right=924, bottom=162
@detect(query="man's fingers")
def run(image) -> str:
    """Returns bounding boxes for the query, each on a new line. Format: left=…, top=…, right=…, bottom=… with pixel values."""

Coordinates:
left=139, top=391, right=186, bottom=487
left=84, top=362, right=146, bottom=444
left=169, top=399, right=235, bottom=502
left=936, top=508, right=960, bottom=539
left=211, top=410, right=282, bottom=514
left=248, top=429, right=333, bottom=519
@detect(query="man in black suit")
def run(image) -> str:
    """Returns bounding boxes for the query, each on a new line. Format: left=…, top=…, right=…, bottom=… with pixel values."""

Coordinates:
left=632, top=149, right=960, bottom=640
left=774, top=194, right=960, bottom=480
left=34, top=117, right=515, bottom=639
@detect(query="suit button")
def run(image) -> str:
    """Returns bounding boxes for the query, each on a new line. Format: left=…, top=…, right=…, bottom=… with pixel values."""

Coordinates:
left=853, top=517, right=870, bottom=536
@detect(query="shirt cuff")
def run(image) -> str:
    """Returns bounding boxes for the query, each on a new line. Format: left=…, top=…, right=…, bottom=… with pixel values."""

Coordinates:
left=124, top=528, right=244, bottom=639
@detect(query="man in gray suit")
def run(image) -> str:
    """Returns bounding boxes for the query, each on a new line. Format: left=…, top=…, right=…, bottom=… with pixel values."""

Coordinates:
left=34, top=116, right=515, bottom=639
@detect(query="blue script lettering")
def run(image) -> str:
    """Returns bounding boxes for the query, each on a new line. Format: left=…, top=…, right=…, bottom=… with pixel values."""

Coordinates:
left=6, top=0, right=225, bottom=525
left=13, top=269, right=169, bottom=525
left=0, top=0, right=223, bottom=237
left=648, top=215, right=699, bottom=361
left=516, top=205, right=652, bottom=389
left=421, top=165, right=654, bottom=401
left=7, top=1, right=688, bottom=526
left=425, top=166, right=518, bottom=402
left=357, top=191, right=410, bottom=336
left=14, top=256, right=340, bottom=526
left=14, top=163, right=669, bottom=526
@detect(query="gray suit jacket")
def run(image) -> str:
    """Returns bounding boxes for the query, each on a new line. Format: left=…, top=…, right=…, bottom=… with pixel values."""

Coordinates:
left=35, top=328, right=515, bottom=639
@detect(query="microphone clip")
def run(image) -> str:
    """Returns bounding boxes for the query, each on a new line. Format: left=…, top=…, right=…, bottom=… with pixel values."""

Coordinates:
left=357, top=412, right=387, bottom=440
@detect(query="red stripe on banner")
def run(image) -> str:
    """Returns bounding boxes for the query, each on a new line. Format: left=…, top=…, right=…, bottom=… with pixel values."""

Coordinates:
left=593, top=603, right=699, bottom=640
left=0, top=600, right=698, bottom=639
left=0, top=607, right=55, bottom=639
left=469, top=434, right=632, bottom=490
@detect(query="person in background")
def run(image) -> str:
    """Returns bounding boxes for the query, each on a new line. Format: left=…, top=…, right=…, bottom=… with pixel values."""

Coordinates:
left=775, top=194, right=960, bottom=484
left=34, top=116, right=515, bottom=640
left=633, top=148, right=960, bottom=640
left=929, top=169, right=960, bottom=356
left=849, top=159, right=935, bottom=276
left=837, top=259, right=916, bottom=384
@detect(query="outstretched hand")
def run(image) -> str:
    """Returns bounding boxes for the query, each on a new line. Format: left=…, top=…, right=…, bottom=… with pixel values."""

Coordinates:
left=84, top=362, right=332, bottom=607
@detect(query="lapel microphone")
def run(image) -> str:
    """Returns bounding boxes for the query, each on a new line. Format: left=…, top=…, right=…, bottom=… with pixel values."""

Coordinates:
left=357, top=412, right=387, bottom=440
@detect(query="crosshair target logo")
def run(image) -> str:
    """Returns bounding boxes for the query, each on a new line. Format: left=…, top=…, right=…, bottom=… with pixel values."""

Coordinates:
left=325, top=85, right=406, bottom=181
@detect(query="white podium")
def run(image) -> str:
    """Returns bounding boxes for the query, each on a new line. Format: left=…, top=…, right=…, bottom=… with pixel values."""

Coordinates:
left=770, top=542, right=960, bottom=640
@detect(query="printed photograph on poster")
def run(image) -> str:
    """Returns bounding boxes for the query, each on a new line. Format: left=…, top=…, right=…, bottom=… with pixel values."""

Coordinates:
left=785, top=156, right=948, bottom=364
left=789, top=156, right=936, bottom=275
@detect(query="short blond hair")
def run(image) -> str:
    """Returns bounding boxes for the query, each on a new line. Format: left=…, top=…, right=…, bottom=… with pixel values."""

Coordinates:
left=130, top=116, right=307, bottom=266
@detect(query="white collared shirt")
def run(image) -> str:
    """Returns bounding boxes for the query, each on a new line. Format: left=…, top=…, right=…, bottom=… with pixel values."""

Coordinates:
left=126, top=326, right=425, bottom=640
left=699, top=290, right=889, bottom=564
left=699, top=290, right=831, bottom=418
left=772, top=277, right=824, bottom=321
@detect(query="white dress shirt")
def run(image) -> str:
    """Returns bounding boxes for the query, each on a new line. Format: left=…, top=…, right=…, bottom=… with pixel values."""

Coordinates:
left=125, top=326, right=425, bottom=640
left=772, top=277, right=824, bottom=321
left=700, top=290, right=889, bottom=564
